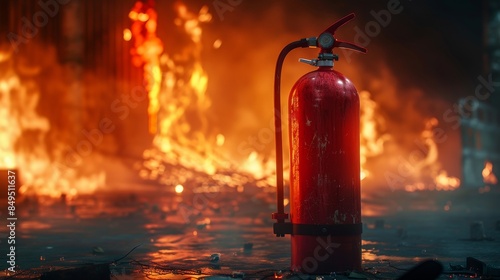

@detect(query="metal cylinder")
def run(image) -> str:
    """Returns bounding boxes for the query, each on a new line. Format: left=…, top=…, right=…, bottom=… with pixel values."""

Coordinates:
left=288, top=67, right=361, bottom=273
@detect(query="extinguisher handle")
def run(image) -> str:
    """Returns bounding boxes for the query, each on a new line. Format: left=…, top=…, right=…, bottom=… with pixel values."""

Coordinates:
left=334, top=39, right=367, bottom=53
left=319, top=13, right=367, bottom=54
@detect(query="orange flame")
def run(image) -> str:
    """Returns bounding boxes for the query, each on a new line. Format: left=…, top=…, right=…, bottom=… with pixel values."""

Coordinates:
left=127, top=1, right=163, bottom=134
left=404, top=118, right=460, bottom=191
left=0, top=47, right=105, bottom=198
left=435, top=170, right=460, bottom=191
left=482, top=161, right=498, bottom=185
left=126, top=2, right=461, bottom=195
left=359, top=91, right=390, bottom=180
left=0, top=49, right=19, bottom=169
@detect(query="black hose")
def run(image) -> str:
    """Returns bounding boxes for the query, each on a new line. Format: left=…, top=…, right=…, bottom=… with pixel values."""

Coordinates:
left=273, top=39, right=309, bottom=225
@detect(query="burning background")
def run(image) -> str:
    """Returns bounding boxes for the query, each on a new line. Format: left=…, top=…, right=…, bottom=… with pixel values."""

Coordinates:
left=1, top=0, right=500, bottom=278
left=0, top=0, right=498, bottom=207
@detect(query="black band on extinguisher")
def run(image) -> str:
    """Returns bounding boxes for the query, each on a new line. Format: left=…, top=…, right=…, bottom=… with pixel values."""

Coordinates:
left=273, top=223, right=362, bottom=236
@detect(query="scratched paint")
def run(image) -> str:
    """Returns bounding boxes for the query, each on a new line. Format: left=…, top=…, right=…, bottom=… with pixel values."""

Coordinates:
left=288, top=67, right=361, bottom=271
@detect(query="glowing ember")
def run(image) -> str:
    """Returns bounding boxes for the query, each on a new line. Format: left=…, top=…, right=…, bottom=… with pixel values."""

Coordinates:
left=213, top=39, right=222, bottom=49
left=482, top=161, right=498, bottom=185
left=123, top=28, right=132, bottom=41
left=175, top=184, right=184, bottom=194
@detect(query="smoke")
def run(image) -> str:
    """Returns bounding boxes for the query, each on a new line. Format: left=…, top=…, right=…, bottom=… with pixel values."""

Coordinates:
left=199, top=0, right=475, bottom=188
left=1, top=0, right=480, bottom=194
left=202, top=1, right=355, bottom=161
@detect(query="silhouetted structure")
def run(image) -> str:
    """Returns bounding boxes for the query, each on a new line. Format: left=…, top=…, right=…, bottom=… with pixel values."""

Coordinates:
left=460, top=0, right=500, bottom=188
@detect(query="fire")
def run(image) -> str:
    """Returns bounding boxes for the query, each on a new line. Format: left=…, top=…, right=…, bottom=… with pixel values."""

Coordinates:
left=482, top=161, right=497, bottom=185
left=123, top=1, right=463, bottom=197
left=0, top=46, right=105, bottom=198
left=240, top=151, right=276, bottom=180
left=404, top=118, right=460, bottom=191
left=150, top=24, right=219, bottom=175
left=130, top=2, right=240, bottom=187
left=435, top=170, right=460, bottom=191
left=128, top=0, right=163, bottom=134
left=0, top=49, right=19, bottom=169
left=359, top=90, right=389, bottom=180
left=0, top=2, right=467, bottom=202
left=129, top=2, right=282, bottom=190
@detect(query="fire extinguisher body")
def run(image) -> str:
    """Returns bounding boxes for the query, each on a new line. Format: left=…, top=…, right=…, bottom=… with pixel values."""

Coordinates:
left=289, top=67, right=361, bottom=273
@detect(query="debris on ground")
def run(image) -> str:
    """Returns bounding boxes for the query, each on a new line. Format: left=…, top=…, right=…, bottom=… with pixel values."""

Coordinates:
left=210, top=253, right=221, bottom=263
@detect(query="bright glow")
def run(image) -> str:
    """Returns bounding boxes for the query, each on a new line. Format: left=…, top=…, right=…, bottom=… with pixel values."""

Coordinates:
left=213, top=39, right=222, bottom=49
left=283, top=198, right=289, bottom=206
left=128, top=1, right=163, bottom=134
left=128, top=1, right=461, bottom=198
left=0, top=50, right=104, bottom=198
left=198, top=5, right=212, bottom=22
left=404, top=118, right=460, bottom=191
left=360, top=170, right=367, bottom=181
left=359, top=91, right=389, bottom=180
left=138, top=13, right=149, bottom=22
left=129, top=11, right=138, bottom=20
left=123, top=28, right=132, bottom=41
left=435, top=170, right=460, bottom=191
left=239, top=151, right=275, bottom=179
left=175, top=184, right=184, bottom=193
left=216, top=134, right=225, bottom=146
left=0, top=49, right=12, bottom=62
left=482, top=161, right=498, bottom=184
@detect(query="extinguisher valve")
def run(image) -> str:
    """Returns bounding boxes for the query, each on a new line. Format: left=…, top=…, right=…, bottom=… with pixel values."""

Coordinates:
left=298, top=58, right=318, bottom=66
left=299, top=53, right=338, bottom=67
left=319, top=53, right=339, bottom=61
left=318, top=32, right=334, bottom=49
left=305, top=37, right=318, bottom=47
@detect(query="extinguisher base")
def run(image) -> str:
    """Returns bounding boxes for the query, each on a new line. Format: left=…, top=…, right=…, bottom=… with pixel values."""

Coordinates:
left=273, top=222, right=292, bottom=236
left=291, top=234, right=362, bottom=274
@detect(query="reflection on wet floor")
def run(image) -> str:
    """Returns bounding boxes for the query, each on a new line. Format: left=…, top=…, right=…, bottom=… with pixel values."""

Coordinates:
left=0, top=188, right=499, bottom=279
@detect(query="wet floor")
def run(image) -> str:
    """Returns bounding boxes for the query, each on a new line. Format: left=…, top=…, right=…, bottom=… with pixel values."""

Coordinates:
left=0, top=185, right=499, bottom=279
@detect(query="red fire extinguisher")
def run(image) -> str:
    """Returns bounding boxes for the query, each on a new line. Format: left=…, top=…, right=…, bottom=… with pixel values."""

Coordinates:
left=272, top=14, right=366, bottom=274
